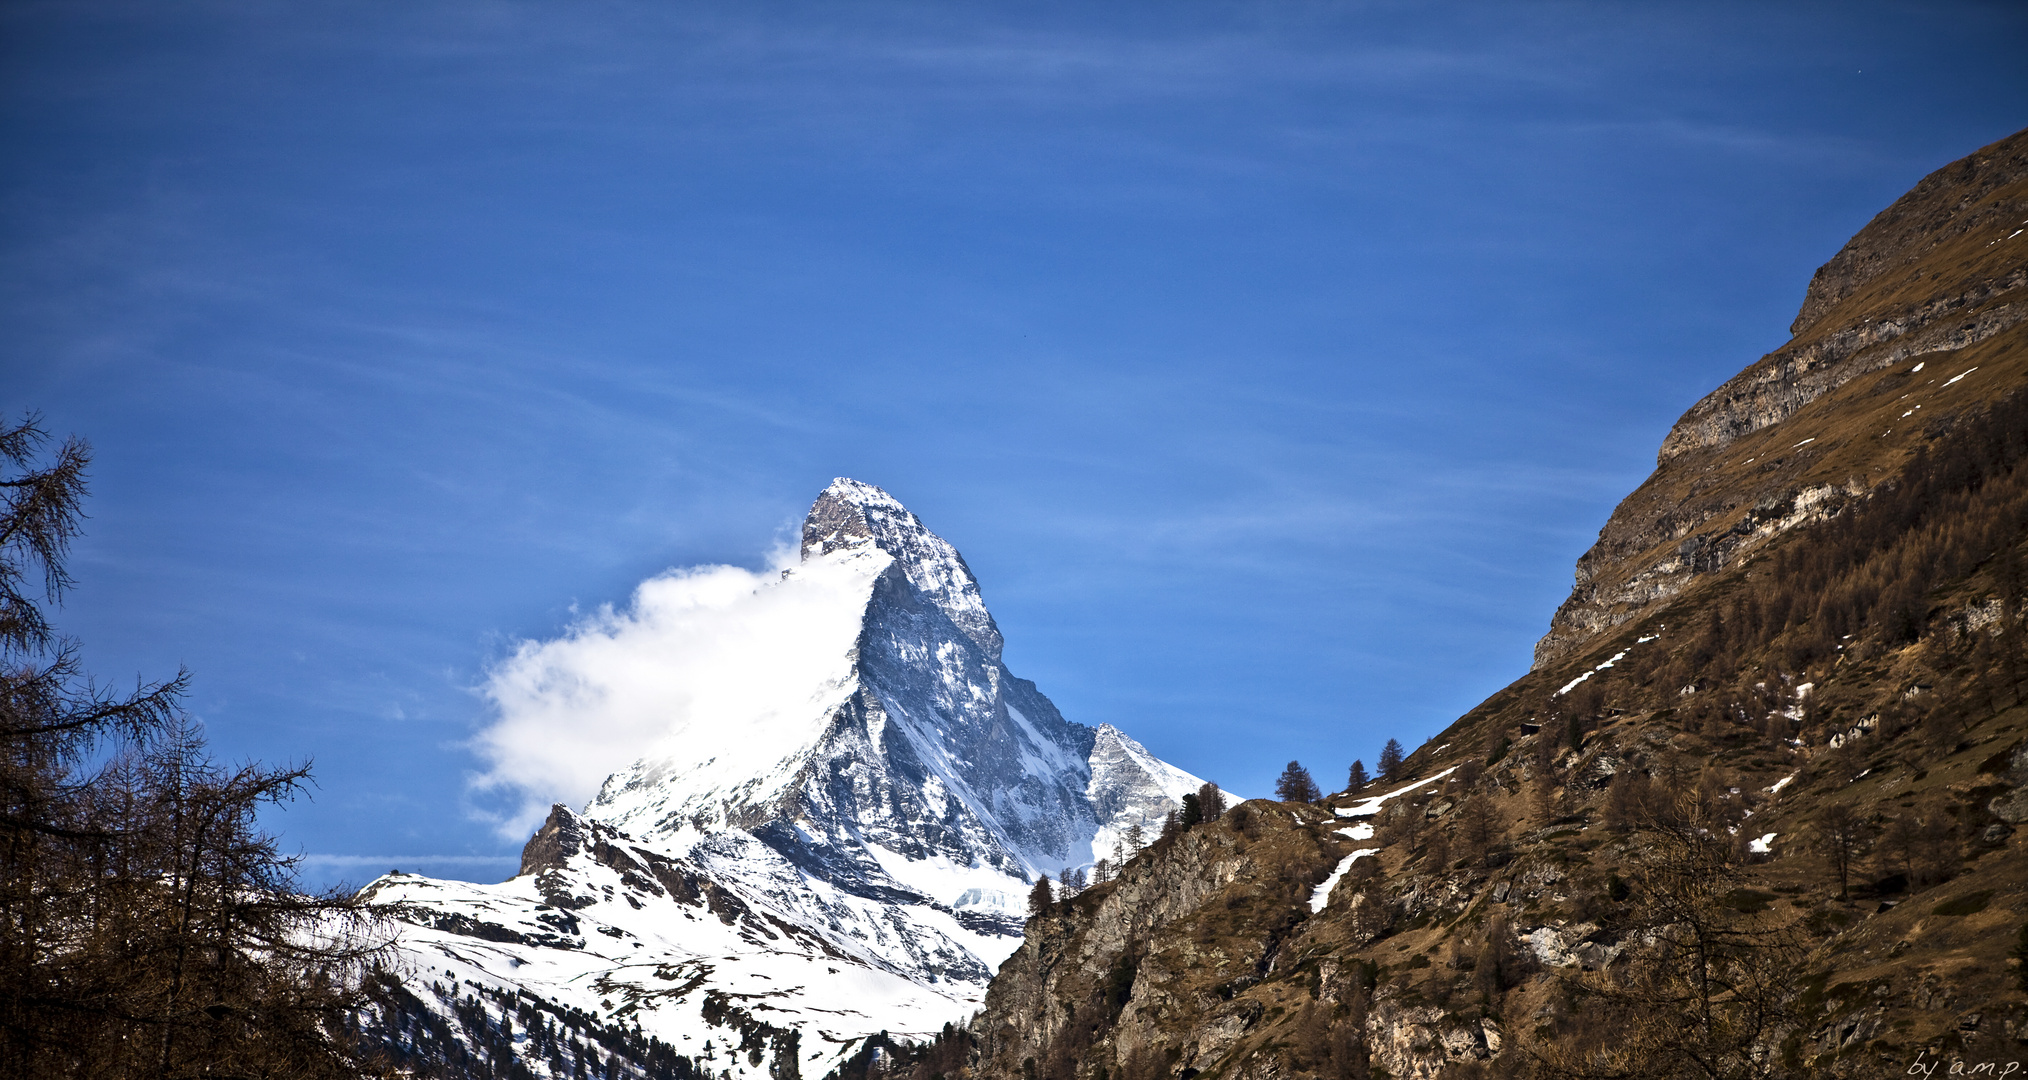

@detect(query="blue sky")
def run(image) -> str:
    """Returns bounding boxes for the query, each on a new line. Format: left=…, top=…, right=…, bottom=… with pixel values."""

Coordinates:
left=4, top=1, right=2023, bottom=888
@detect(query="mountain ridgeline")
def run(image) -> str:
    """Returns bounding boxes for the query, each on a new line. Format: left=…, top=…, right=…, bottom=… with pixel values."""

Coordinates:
left=940, top=130, right=2028, bottom=1080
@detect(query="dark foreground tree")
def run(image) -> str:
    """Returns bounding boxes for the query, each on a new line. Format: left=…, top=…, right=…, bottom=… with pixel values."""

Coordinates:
left=1274, top=761, right=1320, bottom=803
left=1027, top=874, right=1055, bottom=915
left=1194, top=781, right=1225, bottom=822
left=1813, top=802, right=1869, bottom=900
left=0, top=415, right=391, bottom=1080
left=2015, top=922, right=2028, bottom=994
left=1377, top=739, right=1405, bottom=780
left=1346, top=759, right=1369, bottom=793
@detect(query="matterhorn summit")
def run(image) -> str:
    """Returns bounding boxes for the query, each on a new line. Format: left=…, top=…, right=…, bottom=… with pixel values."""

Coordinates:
left=365, top=479, right=1221, bottom=1078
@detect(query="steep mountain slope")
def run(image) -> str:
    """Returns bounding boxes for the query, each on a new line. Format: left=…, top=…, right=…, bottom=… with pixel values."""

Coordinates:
left=956, top=129, right=2028, bottom=1080
left=362, top=480, right=1222, bottom=1079
left=1536, top=128, right=2028, bottom=670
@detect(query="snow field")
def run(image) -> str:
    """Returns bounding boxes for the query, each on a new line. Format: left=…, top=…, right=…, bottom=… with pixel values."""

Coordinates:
left=369, top=834, right=994, bottom=1079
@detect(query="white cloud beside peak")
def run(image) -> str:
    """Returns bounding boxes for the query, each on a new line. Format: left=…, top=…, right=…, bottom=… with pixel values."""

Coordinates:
left=467, top=544, right=883, bottom=841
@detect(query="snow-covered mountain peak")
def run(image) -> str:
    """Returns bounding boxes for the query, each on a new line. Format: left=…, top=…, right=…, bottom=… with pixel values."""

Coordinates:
left=801, top=477, right=1002, bottom=661
left=376, top=479, right=1221, bottom=1072
left=575, top=480, right=1218, bottom=887
left=575, top=539, right=889, bottom=841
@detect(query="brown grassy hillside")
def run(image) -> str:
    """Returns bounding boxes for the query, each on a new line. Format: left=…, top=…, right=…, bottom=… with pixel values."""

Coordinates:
left=876, top=130, right=2028, bottom=1080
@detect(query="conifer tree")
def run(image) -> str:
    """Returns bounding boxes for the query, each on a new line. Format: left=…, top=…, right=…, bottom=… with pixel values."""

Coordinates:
left=1378, top=739, right=1405, bottom=781
left=1459, top=796, right=1495, bottom=864
left=1027, top=874, right=1054, bottom=915
left=1274, top=760, right=1320, bottom=803
left=0, top=415, right=390, bottom=1080
left=1346, top=759, right=1369, bottom=792
left=2014, top=923, right=2028, bottom=994
left=1195, top=781, right=1225, bottom=822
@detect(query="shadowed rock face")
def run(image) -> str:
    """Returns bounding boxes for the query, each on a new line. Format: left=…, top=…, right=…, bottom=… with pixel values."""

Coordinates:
left=1536, top=127, right=2028, bottom=670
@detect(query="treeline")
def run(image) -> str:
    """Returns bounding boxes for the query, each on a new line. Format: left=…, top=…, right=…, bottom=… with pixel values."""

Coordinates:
left=998, top=773, right=1406, bottom=1080
left=1271, top=736, right=1408, bottom=805
left=1030, top=740, right=1427, bottom=909
left=1022, top=736, right=1428, bottom=910
left=1031, top=780, right=1230, bottom=908
left=0, top=417, right=391, bottom=1079
left=1030, top=731, right=1427, bottom=911
left=830, top=1023, right=974, bottom=1080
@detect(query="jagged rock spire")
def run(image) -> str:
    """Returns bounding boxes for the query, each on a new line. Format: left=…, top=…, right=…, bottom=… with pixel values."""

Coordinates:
left=801, top=477, right=1003, bottom=661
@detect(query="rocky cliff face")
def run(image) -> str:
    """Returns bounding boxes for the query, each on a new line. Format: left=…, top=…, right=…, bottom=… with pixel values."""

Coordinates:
left=365, top=479, right=1221, bottom=1079
left=1537, top=127, right=2028, bottom=670
left=961, top=131, right=2028, bottom=1080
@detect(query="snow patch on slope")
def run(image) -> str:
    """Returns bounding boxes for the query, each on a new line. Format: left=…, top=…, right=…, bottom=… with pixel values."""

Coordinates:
left=364, top=817, right=986, bottom=1079
left=1309, top=849, right=1380, bottom=913
left=1334, top=767, right=1459, bottom=819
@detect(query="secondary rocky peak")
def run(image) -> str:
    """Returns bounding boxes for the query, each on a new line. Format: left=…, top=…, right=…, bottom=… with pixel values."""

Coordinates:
left=801, top=476, right=1003, bottom=661
left=1790, top=127, right=2028, bottom=338
left=1087, top=723, right=1205, bottom=824
left=517, top=803, right=585, bottom=876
